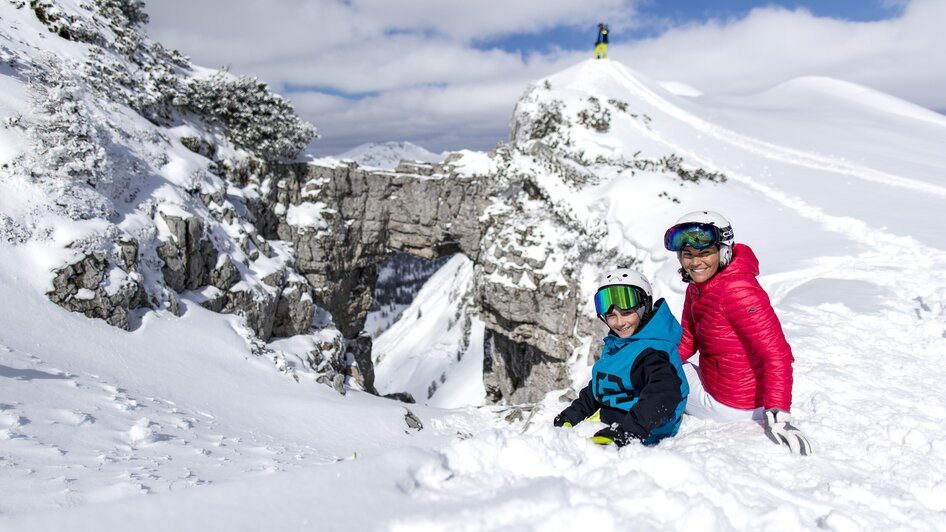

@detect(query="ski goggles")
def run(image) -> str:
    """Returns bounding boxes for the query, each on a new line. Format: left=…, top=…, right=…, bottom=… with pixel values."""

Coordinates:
left=663, top=222, right=732, bottom=251
left=594, top=285, right=644, bottom=315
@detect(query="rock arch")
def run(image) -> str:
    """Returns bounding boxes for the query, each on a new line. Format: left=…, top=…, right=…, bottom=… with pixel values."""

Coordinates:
left=249, top=157, right=587, bottom=402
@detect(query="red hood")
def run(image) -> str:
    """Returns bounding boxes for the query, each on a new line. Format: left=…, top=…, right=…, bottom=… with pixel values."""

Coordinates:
left=696, top=243, right=759, bottom=289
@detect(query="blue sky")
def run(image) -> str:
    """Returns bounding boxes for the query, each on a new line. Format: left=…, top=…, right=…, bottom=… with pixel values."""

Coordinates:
left=637, top=0, right=904, bottom=24
left=145, top=0, right=940, bottom=156
left=475, top=1, right=906, bottom=54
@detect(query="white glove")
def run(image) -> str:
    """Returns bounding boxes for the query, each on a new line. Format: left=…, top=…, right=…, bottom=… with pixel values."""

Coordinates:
left=763, top=408, right=812, bottom=456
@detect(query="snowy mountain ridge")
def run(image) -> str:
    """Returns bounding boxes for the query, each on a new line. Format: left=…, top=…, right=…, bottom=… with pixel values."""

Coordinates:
left=335, top=141, right=447, bottom=169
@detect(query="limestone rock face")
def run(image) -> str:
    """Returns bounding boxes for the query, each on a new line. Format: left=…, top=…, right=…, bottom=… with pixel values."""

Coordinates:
left=236, top=159, right=484, bottom=393
left=43, top=149, right=624, bottom=403
left=47, top=246, right=146, bottom=330
left=273, top=279, right=315, bottom=338
left=234, top=148, right=606, bottom=403
left=44, top=143, right=638, bottom=403
left=157, top=213, right=218, bottom=293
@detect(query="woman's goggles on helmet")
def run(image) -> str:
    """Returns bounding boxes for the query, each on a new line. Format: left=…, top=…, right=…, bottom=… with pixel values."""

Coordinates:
left=594, top=285, right=643, bottom=315
left=664, top=222, right=727, bottom=251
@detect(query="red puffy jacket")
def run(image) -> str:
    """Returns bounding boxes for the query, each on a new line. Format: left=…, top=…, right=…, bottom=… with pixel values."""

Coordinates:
left=678, top=243, right=794, bottom=411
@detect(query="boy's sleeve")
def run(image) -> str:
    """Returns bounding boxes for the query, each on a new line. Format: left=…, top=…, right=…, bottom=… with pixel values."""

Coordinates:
left=559, top=381, right=598, bottom=425
left=620, top=348, right=684, bottom=439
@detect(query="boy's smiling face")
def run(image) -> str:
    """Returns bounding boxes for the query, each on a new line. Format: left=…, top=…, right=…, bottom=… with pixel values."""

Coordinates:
left=604, top=307, right=641, bottom=338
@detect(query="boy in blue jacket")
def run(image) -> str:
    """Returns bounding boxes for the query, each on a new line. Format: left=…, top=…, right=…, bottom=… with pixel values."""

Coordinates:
left=554, top=268, right=689, bottom=446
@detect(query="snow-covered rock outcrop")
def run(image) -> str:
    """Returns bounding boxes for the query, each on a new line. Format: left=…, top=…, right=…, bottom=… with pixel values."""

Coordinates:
left=0, top=0, right=336, bottom=385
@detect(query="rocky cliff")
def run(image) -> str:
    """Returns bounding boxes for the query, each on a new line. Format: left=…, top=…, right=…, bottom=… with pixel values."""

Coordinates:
left=235, top=152, right=603, bottom=403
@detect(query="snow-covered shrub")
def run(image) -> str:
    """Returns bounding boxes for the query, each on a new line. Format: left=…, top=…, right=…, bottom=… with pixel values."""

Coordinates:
left=607, top=98, right=627, bottom=112
left=25, top=0, right=98, bottom=42
left=26, top=62, right=105, bottom=179
left=78, top=0, right=192, bottom=125
left=0, top=214, right=30, bottom=245
left=91, top=0, right=151, bottom=58
left=186, top=72, right=316, bottom=161
left=24, top=0, right=148, bottom=52
left=94, top=0, right=149, bottom=28
left=83, top=45, right=190, bottom=124
left=657, top=154, right=727, bottom=184
left=607, top=98, right=652, bottom=126
left=27, top=58, right=108, bottom=186
left=22, top=55, right=114, bottom=220
left=576, top=96, right=611, bottom=133
left=528, top=100, right=564, bottom=141
left=23, top=0, right=180, bottom=111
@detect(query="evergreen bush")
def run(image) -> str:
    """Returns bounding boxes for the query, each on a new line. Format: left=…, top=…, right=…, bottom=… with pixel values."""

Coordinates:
left=186, top=73, right=316, bottom=161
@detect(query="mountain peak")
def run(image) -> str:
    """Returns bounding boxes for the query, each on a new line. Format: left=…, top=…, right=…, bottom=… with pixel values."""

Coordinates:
left=335, top=141, right=446, bottom=169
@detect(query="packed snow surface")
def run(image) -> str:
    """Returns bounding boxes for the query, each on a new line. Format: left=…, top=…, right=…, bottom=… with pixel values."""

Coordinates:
left=2, top=51, right=946, bottom=531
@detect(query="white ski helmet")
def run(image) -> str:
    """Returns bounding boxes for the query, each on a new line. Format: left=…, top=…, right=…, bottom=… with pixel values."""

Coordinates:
left=668, top=210, right=735, bottom=266
left=595, top=268, right=654, bottom=319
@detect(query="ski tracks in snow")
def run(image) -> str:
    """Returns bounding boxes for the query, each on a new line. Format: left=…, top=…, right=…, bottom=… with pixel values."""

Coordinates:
left=606, top=61, right=946, bottom=200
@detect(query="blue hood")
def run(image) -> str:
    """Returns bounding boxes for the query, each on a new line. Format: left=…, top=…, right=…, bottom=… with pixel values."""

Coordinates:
left=602, top=299, right=682, bottom=357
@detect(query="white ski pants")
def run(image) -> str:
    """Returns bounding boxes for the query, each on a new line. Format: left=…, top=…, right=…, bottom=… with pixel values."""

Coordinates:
left=683, top=362, right=764, bottom=422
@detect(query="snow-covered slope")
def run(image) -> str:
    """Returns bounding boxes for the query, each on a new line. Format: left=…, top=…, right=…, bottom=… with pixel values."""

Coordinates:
left=335, top=141, right=447, bottom=169
left=373, top=254, right=485, bottom=408
left=3, top=8, right=946, bottom=527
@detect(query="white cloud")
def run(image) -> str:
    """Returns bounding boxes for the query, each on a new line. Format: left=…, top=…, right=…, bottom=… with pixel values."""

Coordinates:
left=292, top=67, right=580, bottom=155
left=252, top=37, right=529, bottom=93
left=626, top=0, right=946, bottom=110
left=146, top=0, right=636, bottom=68
left=145, top=0, right=946, bottom=156
left=340, top=0, right=635, bottom=41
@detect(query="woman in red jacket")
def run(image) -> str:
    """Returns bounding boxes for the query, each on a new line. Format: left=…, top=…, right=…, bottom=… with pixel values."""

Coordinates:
left=664, top=210, right=812, bottom=455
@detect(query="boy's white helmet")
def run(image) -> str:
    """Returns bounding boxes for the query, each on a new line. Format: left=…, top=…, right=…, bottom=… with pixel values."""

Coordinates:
left=598, top=268, right=653, bottom=295
left=595, top=268, right=653, bottom=318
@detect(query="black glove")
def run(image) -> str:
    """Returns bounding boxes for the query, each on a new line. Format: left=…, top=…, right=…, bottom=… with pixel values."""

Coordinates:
left=591, top=423, right=639, bottom=447
left=763, top=408, right=812, bottom=456
left=553, top=414, right=573, bottom=428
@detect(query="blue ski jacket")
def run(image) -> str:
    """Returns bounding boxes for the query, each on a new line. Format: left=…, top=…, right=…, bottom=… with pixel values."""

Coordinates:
left=560, top=298, right=689, bottom=444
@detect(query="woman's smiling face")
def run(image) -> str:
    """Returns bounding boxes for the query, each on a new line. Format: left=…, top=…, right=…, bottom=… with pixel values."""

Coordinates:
left=680, top=245, right=721, bottom=283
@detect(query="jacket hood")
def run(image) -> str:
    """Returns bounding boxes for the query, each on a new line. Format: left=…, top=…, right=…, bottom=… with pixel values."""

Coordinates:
left=602, top=298, right=682, bottom=356
left=696, top=243, right=760, bottom=289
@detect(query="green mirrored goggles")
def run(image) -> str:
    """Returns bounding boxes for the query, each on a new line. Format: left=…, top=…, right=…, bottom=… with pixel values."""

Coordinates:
left=594, top=285, right=642, bottom=315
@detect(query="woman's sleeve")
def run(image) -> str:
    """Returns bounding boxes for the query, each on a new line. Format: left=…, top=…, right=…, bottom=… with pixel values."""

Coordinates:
left=725, top=280, right=794, bottom=411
